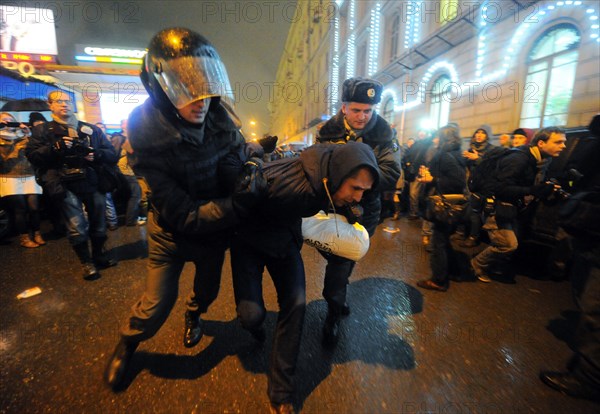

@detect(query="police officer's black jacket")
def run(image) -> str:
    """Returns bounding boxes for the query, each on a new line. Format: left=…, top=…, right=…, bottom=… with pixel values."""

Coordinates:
left=236, top=142, right=380, bottom=257
left=317, top=110, right=400, bottom=235
left=127, top=98, right=245, bottom=241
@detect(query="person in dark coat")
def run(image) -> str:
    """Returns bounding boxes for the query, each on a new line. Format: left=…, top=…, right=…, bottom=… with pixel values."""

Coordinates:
left=416, top=124, right=467, bottom=291
left=316, top=77, right=401, bottom=346
left=540, top=115, right=600, bottom=401
left=462, top=124, right=497, bottom=247
left=225, top=141, right=380, bottom=413
left=470, top=126, right=567, bottom=283
left=26, top=90, right=119, bottom=279
left=103, top=28, right=256, bottom=392
left=404, top=130, right=434, bottom=219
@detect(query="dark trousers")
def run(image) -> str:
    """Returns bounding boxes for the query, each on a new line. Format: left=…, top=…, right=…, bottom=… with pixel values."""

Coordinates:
left=121, top=211, right=225, bottom=342
left=231, top=239, right=306, bottom=405
left=321, top=253, right=356, bottom=313
left=430, top=223, right=457, bottom=286
left=570, top=239, right=600, bottom=389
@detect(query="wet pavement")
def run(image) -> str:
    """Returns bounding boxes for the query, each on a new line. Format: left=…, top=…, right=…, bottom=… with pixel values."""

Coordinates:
left=1, top=217, right=598, bottom=413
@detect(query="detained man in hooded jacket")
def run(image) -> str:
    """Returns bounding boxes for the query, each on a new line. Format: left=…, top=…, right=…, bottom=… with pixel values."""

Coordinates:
left=316, top=77, right=401, bottom=346
left=222, top=140, right=379, bottom=412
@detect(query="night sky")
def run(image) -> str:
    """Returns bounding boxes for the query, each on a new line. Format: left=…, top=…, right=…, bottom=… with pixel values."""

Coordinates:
left=15, top=0, right=297, bottom=132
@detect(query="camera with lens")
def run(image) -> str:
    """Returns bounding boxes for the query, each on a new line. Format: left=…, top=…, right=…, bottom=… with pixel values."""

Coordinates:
left=547, top=179, right=571, bottom=201
left=59, top=136, right=93, bottom=181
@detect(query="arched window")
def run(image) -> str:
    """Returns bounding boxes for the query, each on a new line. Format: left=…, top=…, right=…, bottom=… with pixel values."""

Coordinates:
left=430, top=75, right=451, bottom=129
left=519, top=24, right=580, bottom=128
left=382, top=97, right=395, bottom=124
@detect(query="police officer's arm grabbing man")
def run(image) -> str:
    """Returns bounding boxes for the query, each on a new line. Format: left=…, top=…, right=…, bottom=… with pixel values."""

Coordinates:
left=316, top=77, right=401, bottom=346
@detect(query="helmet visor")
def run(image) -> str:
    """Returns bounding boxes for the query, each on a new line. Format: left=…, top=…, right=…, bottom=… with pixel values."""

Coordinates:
left=150, top=55, right=234, bottom=109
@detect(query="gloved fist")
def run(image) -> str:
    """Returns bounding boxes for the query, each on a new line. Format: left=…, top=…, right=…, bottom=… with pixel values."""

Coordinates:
left=232, top=157, right=268, bottom=218
left=258, top=135, right=278, bottom=153
left=530, top=182, right=555, bottom=199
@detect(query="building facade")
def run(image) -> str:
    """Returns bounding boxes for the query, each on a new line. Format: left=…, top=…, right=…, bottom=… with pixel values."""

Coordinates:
left=271, top=0, right=600, bottom=144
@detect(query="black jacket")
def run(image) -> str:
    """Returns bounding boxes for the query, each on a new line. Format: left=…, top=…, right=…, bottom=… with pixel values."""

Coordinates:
left=317, top=110, right=400, bottom=235
left=127, top=98, right=245, bottom=240
left=237, top=142, right=380, bottom=256
left=495, top=147, right=541, bottom=204
left=26, top=120, right=118, bottom=197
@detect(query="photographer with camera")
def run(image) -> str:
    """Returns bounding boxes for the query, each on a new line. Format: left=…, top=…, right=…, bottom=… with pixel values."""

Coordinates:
left=470, top=127, right=567, bottom=284
left=26, top=90, right=119, bottom=279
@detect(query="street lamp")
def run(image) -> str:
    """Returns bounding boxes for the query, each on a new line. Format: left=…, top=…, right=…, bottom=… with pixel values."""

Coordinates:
left=248, top=118, right=268, bottom=141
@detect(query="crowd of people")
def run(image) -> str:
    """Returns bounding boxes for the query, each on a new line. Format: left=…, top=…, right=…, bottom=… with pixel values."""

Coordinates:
left=1, top=26, right=599, bottom=412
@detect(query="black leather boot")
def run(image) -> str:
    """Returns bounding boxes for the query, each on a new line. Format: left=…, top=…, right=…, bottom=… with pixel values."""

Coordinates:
left=72, top=242, right=99, bottom=280
left=91, top=236, right=117, bottom=268
left=104, top=339, right=138, bottom=391
left=322, top=308, right=341, bottom=347
left=183, top=311, right=203, bottom=348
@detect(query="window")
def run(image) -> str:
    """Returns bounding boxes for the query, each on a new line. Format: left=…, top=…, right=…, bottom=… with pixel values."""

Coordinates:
left=429, top=75, right=451, bottom=129
left=440, top=0, right=458, bottom=25
left=519, top=24, right=580, bottom=128
left=383, top=97, right=395, bottom=124
left=389, top=13, right=400, bottom=62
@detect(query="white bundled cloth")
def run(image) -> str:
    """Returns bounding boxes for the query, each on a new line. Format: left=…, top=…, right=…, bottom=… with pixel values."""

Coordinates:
left=301, top=211, right=370, bottom=262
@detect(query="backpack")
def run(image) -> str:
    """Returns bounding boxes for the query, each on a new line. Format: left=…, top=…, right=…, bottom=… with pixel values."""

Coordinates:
left=468, top=147, right=522, bottom=196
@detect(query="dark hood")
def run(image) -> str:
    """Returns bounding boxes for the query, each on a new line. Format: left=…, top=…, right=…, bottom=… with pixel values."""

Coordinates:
left=300, top=141, right=380, bottom=196
left=470, top=124, right=493, bottom=147
left=128, top=98, right=240, bottom=153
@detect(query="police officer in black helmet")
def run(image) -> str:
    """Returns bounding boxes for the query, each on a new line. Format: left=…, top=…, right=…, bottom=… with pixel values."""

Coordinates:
left=104, top=28, right=263, bottom=390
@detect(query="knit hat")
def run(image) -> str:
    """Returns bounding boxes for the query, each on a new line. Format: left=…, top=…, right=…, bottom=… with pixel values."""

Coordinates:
left=513, top=128, right=534, bottom=145
left=341, top=77, right=382, bottom=104
left=29, top=112, right=47, bottom=125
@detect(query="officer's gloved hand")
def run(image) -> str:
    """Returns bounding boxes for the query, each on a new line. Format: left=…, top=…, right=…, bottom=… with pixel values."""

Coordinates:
left=531, top=181, right=555, bottom=199
left=232, top=157, right=268, bottom=218
left=258, top=135, right=278, bottom=154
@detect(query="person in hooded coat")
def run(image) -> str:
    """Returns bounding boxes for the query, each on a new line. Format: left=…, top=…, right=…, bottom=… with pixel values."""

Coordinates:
left=462, top=124, right=497, bottom=247
left=223, top=140, right=379, bottom=412
left=315, top=77, right=401, bottom=346
left=416, top=124, right=467, bottom=291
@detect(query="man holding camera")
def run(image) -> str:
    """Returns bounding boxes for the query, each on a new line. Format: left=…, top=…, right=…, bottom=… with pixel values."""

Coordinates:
left=470, top=126, right=567, bottom=283
left=26, top=90, right=119, bottom=279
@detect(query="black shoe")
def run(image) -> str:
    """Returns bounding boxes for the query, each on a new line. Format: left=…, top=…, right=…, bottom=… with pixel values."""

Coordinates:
left=341, top=303, right=351, bottom=316
left=104, top=340, right=138, bottom=390
left=417, top=279, right=448, bottom=292
left=82, top=263, right=100, bottom=280
left=94, top=256, right=118, bottom=269
left=322, top=312, right=340, bottom=347
left=183, top=311, right=203, bottom=348
left=540, top=371, right=600, bottom=401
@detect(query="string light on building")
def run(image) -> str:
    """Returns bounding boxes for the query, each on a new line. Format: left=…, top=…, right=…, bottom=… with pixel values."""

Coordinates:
left=368, top=3, right=382, bottom=77
left=346, top=0, right=356, bottom=79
